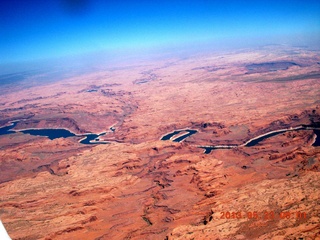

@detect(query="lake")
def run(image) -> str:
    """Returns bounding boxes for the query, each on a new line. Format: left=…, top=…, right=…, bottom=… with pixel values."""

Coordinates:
left=0, top=121, right=108, bottom=145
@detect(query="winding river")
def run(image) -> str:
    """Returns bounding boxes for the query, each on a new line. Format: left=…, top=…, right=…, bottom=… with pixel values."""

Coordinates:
left=160, top=125, right=319, bottom=154
left=2, top=120, right=319, bottom=150
left=160, top=129, right=198, bottom=142
left=198, top=126, right=319, bottom=154
left=0, top=120, right=109, bottom=145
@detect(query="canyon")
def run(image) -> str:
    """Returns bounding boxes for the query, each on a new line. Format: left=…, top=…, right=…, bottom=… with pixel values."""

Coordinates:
left=0, top=45, right=319, bottom=239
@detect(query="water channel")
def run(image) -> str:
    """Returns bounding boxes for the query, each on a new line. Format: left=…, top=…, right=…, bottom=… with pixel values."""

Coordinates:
left=160, top=129, right=198, bottom=142
left=0, top=120, right=108, bottom=145
left=160, top=126, right=320, bottom=154
left=198, top=126, right=319, bottom=154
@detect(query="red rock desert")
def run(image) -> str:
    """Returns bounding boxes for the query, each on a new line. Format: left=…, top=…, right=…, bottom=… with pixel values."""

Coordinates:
left=0, top=45, right=319, bottom=239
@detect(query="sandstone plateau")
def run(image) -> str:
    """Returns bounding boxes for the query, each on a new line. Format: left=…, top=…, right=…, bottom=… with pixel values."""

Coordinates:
left=0, top=45, right=319, bottom=240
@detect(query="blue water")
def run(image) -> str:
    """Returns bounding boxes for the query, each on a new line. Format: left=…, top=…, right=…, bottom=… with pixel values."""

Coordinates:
left=313, top=130, right=320, bottom=147
left=0, top=121, right=107, bottom=145
left=0, top=121, right=18, bottom=135
left=245, top=130, right=287, bottom=147
left=172, top=130, right=198, bottom=142
left=161, top=130, right=183, bottom=140
left=20, top=128, right=76, bottom=140
left=200, top=147, right=213, bottom=154
left=199, top=146, right=236, bottom=154
left=200, top=127, right=319, bottom=154
left=161, top=129, right=198, bottom=142
left=79, top=134, right=107, bottom=144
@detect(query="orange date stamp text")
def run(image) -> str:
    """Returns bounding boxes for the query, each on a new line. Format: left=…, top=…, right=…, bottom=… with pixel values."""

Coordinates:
left=219, top=211, right=307, bottom=220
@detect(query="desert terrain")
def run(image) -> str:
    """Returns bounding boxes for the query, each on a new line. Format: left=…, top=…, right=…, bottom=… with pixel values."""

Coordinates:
left=0, top=45, right=319, bottom=239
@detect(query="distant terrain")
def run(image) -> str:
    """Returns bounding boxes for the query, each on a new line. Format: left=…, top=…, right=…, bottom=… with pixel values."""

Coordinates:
left=245, top=61, right=299, bottom=73
left=0, top=45, right=319, bottom=240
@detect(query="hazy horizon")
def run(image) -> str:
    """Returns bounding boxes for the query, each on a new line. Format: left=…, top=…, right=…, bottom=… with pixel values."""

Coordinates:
left=1, top=0, right=319, bottom=65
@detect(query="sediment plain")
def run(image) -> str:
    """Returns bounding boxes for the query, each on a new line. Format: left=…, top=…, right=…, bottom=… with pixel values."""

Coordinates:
left=0, top=45, right=319, bottom=239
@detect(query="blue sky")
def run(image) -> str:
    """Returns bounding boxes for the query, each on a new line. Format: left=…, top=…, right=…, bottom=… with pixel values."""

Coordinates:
left=0, top=0, right=319, bottom=64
